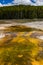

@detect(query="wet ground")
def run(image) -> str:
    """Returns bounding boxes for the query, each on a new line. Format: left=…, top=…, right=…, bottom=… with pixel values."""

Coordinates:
left=0, top=20, right=43, bottom=65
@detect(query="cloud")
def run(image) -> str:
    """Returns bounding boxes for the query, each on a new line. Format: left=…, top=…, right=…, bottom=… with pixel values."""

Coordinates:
left=0, top=3, right=12, bottom=7
left=0, top=3, right=3, bottom=7
left=13, top=0, right=43, bottom=6
left=37, top=0, right=43, bottom=6
left=13, top=0, right=30, bottom=5
left=0, top=0, right=43, bottom=7
left=0, top=2, right=14, bottom=7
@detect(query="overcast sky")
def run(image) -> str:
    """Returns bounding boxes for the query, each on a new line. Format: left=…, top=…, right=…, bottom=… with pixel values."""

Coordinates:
left=0, top=0, right=43, bottom=7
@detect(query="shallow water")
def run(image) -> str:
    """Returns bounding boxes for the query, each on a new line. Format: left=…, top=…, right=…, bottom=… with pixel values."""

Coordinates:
left=22, top=21, right=43, bottom=30
left=0, top=20, right=43, bottom=39
left=0, top=21, right=43, bottom=30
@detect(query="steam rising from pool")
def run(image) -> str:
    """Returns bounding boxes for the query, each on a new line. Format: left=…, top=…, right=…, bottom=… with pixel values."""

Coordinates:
left=0, top=33, right=5, bottom=39
left=37, top=36, right=43, bottom=40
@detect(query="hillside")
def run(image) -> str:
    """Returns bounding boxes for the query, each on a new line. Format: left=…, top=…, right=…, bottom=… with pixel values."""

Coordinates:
left=0, top=5, right=43, bottom=19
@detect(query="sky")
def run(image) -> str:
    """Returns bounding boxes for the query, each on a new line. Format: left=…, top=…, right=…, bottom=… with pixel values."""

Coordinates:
left=0, top=0, right=43, bottom=7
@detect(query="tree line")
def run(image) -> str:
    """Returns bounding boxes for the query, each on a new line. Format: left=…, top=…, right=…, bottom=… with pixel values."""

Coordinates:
left=0, top=5, right=43, bottom=19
